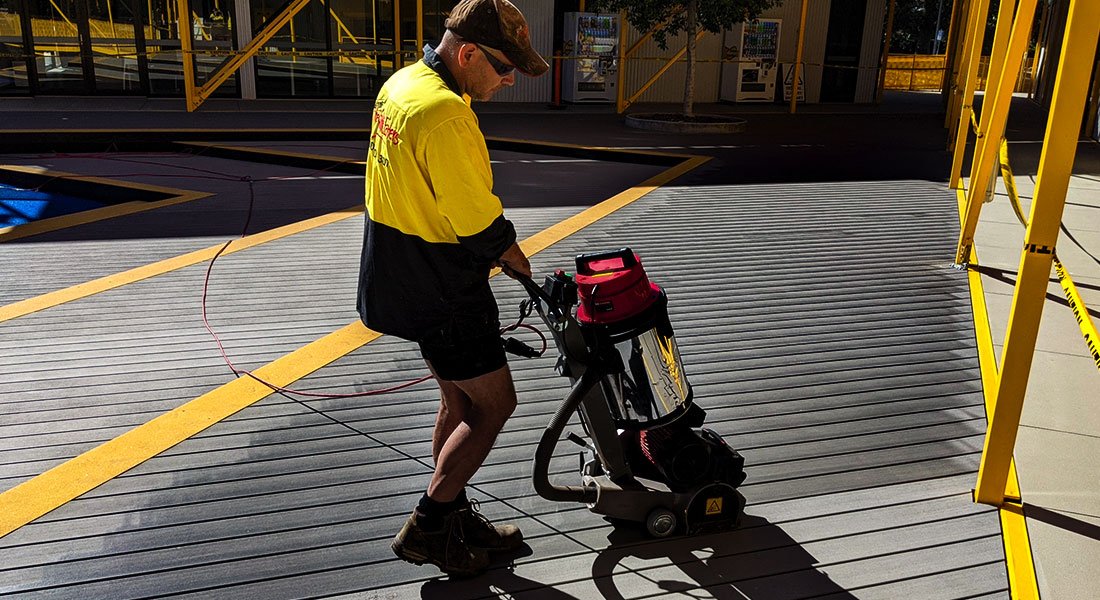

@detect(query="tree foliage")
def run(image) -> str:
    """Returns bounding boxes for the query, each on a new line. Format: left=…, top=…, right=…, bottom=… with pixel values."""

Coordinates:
left=588, top=0, right=779, bottom=116
left=889, top=0, right=1007, bottom=55
left=589, top=0, right=778, bottom=50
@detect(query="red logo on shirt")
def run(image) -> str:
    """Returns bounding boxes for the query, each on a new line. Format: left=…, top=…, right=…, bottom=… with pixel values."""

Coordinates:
left=372, top=109, right=402, bottom=145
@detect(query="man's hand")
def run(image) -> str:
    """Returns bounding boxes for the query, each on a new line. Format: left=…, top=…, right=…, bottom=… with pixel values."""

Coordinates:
left=496, top=242, right=532, bottom=279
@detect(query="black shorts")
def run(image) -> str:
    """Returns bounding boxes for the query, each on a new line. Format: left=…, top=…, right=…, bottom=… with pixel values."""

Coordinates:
left=417, top=313, right=507, bottom=381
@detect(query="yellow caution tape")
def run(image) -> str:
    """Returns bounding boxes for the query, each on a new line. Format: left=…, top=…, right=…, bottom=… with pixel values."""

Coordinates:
left=998, top=138, right=1100, bottom=370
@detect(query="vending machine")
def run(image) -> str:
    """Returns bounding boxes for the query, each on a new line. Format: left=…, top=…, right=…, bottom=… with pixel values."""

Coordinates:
left=562, top=12, right=619, bottom=103
left=720, top=19, right=782, bottom=103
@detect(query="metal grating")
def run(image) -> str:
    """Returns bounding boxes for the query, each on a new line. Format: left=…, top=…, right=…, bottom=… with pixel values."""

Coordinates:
left=0, top=177, right=1008, bottom=598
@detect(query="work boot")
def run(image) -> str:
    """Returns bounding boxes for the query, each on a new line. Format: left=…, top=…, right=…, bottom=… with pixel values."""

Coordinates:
left=391, top=511, right=490, bottom=577
left=455, top=499, right=524, bottom=552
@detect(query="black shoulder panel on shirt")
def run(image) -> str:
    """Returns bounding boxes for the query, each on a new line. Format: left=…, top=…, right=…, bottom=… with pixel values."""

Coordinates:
left=457, top=214, right=517, bottom=264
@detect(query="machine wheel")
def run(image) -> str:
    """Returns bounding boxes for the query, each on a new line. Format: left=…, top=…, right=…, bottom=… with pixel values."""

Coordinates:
left=645, top=507, right=678, bottom=538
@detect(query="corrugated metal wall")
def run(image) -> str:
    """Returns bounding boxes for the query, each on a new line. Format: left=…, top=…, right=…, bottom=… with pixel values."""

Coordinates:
left=617, top=2, right=838, bottom=105
left=620, top=26, right=724, bottom=104
left=762, top=2, right=833, bottom=105
left=488, top=0, right=553, bottom=102
left=856, top=0, right=889, bottom=102
left=485, top=0, right=889, bottom=105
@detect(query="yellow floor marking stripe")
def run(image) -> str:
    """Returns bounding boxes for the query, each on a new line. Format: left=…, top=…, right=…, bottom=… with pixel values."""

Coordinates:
left=0, top=153, right=709, bottom=538
left=1001, top=501, right=1040, bottom=600
left=958, top=188, right=1039, bottom=599
left=0, top=206, right=363, bottom=324
left=0, top=141, right=692, bottom=323
left=485, top=135, right=700, bottom=161
left=0, top=128, right=372, bottom=134
left=0, top=165, right=212, bottom=243
left=177, top=142, right=367, bottom=165
left=0, top=321, right=379, bottom=539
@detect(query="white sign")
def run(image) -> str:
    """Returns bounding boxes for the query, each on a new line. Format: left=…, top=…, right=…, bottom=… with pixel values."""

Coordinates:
left=783, top=62, right=806, bottom=102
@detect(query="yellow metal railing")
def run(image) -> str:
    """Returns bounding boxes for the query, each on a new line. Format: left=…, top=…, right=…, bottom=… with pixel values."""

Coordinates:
left=884, top=53, right=1033, bottom=92
left=946, top=3, right=1099, bottom=599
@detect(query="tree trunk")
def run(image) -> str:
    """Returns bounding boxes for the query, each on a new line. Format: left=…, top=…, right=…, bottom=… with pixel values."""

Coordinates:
left=683, top=0, right=698, bottom=117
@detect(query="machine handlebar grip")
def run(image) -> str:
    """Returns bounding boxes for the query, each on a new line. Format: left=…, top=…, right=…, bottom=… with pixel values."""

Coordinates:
left=575, top=248, right=636, bottom=275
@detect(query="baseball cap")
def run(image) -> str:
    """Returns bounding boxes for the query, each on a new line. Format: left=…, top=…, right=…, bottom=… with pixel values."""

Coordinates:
left=445, top=0, right=550, bottom=77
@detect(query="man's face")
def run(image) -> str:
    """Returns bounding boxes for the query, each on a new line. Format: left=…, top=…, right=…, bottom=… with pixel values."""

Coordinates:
left=465, top=44, right=516, bottom=101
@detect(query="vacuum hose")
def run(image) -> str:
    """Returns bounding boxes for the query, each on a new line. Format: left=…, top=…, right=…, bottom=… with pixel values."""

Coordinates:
left=532, top=370, right=599, bottom=504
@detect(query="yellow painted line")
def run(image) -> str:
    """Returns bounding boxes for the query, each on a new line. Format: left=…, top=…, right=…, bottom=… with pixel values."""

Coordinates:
left=0, top=321, right=380, bottom=539
left=485, top=135, right=700, bottom=161
left=0, top=128, right=371, bottom=134
left=519, top=155, right=711, bottom=258
left=0, top=165, right=212, bottom=243
left=177, top=141, right=367, bottom=166
left=0, top=153, right=710, bottom=538
left=0, top=205, right=364, bottom=324
left=0, top=141, right=693, bottom=323
left=1001, top=501, right=1040, bottom=600
left=958, top=188, right=1039, bottom=598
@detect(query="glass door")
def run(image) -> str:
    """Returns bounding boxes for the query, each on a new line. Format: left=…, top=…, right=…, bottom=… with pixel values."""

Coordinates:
left=85, top=0, right=144, bottom=92
left=143, top=0, right=237, bottom=96
left=0, top=0, right=32, bottom=94
left=27, top=0, right=143, bottom=93
left=27, top=0, right=86, bottom=92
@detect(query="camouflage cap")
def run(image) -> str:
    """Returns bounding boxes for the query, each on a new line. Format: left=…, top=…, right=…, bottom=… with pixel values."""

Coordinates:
left=445, top=0, right=549, bottom=77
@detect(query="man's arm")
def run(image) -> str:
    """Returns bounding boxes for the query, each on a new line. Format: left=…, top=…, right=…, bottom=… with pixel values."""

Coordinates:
left=425, top=117, right=521, bottom=269
left=496, top=242, right=531, bottom=279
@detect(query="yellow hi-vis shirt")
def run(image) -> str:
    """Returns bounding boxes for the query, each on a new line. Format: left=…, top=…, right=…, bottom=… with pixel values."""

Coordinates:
left=357, top=53, right=517, bottom=341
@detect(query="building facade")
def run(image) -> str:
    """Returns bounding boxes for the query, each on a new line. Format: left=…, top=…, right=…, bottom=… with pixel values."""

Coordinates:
left=0, top=0, right=896, bottom=104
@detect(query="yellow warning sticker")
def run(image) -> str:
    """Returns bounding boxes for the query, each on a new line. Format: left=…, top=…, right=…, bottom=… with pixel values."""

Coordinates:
left=706, top=497, right=723, bottom=515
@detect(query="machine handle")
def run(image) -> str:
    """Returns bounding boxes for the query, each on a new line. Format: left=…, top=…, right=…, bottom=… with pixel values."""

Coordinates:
left=575, top=248, right=637, bottom=275
left=514, top=272, right=556, bottom=306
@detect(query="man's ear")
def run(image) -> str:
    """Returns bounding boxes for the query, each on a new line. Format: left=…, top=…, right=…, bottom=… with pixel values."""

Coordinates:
left=456, top=43, right=477, bottom=68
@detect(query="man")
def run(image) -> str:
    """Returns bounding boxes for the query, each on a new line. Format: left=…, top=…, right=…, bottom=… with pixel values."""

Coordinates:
left=356, top=0, right=549, bottom=578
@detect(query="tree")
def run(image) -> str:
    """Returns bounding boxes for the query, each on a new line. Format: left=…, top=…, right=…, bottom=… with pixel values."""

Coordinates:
left=590, top=0, right=779, bottom=117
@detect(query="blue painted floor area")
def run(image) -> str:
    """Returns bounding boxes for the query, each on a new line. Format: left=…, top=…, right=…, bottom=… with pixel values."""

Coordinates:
left=0, top=184, right=105, bottom=228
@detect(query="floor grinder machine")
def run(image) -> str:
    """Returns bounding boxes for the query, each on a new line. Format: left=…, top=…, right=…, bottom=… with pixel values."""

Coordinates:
left=513, top=248, right=747, bottom=538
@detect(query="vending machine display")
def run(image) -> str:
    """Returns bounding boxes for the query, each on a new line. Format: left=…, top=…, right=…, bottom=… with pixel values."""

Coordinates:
left=562, top=12, right=619, bottom=103
left=720, top=19, right=782, bottom=103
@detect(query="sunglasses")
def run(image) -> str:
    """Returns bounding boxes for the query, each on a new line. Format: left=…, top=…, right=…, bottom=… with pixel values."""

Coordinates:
left=476, top=44, right=516, bottom=77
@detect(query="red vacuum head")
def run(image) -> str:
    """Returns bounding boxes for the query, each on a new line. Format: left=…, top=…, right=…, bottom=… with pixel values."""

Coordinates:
left=574, top=249, right=661, bottom=325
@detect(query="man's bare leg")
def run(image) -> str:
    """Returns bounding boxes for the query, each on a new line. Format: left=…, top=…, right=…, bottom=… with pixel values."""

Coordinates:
left=426, top=364, right=517, bottom=502
left=432, top=377, right=471, bottom=465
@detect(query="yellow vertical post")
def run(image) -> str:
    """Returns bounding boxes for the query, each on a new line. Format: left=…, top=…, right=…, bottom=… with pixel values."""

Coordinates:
left=177, top=0, right=197, bottom=110
left=415, top=0, right=423, bottom=59
left=393, top=0, right=402, bottom=69
left=1029, top=0, right=1051, bottom=98
left=949, top=0, right=994, bottom=188
left=945, top=0, right=971, bottom=128
left=616, top=10, right=627, bottom=114
left=956, top=0, right=1039, bottom=265
left=948, top=0, right=982, bottom=142
left=973, top=0, right=1100, bottom=506
left=876, top=0, right=897, bottom=104
left=967, top=0, right=1018, bottom=187
left=1085, top=57, right=1100, bottom=136
left=789, top=0, right=808, bottom=114
left=941, top=0, right=961, bottom=87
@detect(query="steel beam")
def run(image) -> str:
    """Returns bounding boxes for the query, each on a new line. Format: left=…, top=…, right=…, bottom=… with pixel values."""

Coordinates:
left=622, top=30, right=706, bottom=111
left=790, top=0, right=809, bottom=114
left=955, top=0, right=1039, bottom=266
left=973, top=0, right=1100, bottom=506
left=181, top=0, right=314, bottom=111
left=948, top=0, right=993, bottom=185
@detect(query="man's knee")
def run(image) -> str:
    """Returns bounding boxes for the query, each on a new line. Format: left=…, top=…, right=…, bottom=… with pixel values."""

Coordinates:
left=458, top=366, right=517, bottom=424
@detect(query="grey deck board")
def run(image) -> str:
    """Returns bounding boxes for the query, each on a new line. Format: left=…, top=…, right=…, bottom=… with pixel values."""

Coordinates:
left=0, top=178, right=1009, bottom=598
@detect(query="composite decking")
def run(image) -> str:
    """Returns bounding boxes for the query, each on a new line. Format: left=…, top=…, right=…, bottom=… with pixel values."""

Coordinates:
left=0, top=145, right=1008, bottom=599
